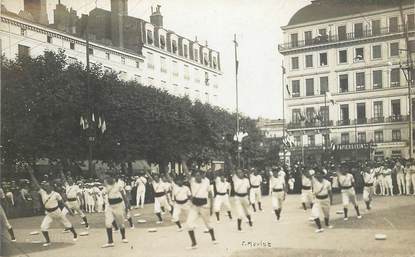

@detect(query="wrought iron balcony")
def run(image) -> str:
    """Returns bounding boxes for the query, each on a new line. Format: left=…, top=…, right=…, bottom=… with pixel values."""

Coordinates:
left=370, top=116, right=385, bottom=124
left=287, top=120, right=333, bottom=129
left=387, top=115, right=409, bottom=122
left=336, top=119, right=350, bottom=126
left=279, top=25, right=411, bottom=52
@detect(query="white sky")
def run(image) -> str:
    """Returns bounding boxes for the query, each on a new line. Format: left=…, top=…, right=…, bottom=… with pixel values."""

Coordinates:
left=4, top=0, right=310, bottom=119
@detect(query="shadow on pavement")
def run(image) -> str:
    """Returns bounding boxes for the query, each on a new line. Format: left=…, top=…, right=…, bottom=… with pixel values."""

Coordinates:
left=1, top=240, right=74, bottom=257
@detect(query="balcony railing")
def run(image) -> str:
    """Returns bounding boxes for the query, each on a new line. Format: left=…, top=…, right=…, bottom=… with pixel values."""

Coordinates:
left=287, top=120, right=333, bottom=129
left=279, top=25, right=410, bottom=52
left=337, top=119, right=350, bottom=126
left=387, top=115, right=409, bottom=122
left=370, top=116, right=385, bottom=123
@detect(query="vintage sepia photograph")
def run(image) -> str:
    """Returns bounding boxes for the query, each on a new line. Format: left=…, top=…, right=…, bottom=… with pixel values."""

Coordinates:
left=1, top=0, right=415, bottom=256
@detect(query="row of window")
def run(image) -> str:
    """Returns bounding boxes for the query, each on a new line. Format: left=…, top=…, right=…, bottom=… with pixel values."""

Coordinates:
left=145, top=29, right=219, bottom=70
left=290, top=68, right=410, bottom=97
left=292, top=98, right=406, bottom=124
left=293, top=129, right=402, bottom=147
left=146, top=52, right=218, bottom=87
left=290, top=41, right=411, bottom=70
left=288, top=14, right=414, bottom=47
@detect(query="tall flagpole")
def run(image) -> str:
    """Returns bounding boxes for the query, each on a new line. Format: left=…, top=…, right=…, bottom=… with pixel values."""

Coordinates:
left=282, top=61, right=286, bottom=166
left=233, top=34, right=240, bottom=169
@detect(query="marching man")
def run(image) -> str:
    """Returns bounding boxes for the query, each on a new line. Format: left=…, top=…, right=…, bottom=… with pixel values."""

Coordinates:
left=146, top=173, right=172, bottom=224
left=182, top=160, right=217, bottom=249
left=101, top=173, right=130, bottom=248
left=28, top=166, right=78, bottom=247
left=59, top=169, right=90, bottom=229
left=362, top=165, right=375, bottom=210
left=301, top=168, right=314, bottom=211
left=0, top=187, right=16, bottom=242
left=135, top=173, right=147, bottom=209
left=169, top=174, right=191, bottom=231
left=337, top=165, right=362, bottom=221
left=213, top=173, right=232, bottom=223
left=269, top=167, right=286, bottom=221
left=311, top=169, right=333, bottom=233
left=232, top=169, right=253, bottom=232
left=249, top=169, right=263, bottom=212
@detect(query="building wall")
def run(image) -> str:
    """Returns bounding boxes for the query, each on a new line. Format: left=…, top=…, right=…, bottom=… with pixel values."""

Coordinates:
left=0, top=14, right=221, bottom=106
left=279, top=4, right=415, bottom=159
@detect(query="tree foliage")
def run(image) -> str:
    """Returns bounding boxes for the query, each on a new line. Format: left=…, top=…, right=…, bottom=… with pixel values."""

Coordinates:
left=1, top=51, right=266, bottom=173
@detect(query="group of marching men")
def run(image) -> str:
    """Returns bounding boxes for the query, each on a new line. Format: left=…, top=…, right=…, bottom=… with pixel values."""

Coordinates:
left=1, top=159, right=406, bottom=250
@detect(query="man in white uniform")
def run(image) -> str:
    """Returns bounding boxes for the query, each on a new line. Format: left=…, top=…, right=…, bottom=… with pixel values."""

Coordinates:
left=249, top=169, right=263, bottom=212
left=394, top=161, right=406, bottom=195
left=28, top=167, right=78, bottom=247
left=213, top=174, right=232, bottom=222
left=0, top=188, right=16, bottom=242
left=101, top=174, right=130, bottom=248
left=362, top=165, right=375, bottom=210
left=301, top=169, right=314, bottom=211
left=405, top=162, right=412, bottom=195
left=233, top=169, right=253, bottom=232
left=146, top=173, right=172, bottom=224
left=59, top=170, right=89, bottom=229
left=270, top=167, right=286, bottom=221
left=410, top=160, right=415, bottom=195
left=383, top=164, right=394, bottom=196
left=311, top=169, right=333, bottom=233
left=182, top=160, right=217, bottom=249
left=337, top=166, right=362, bottom=221
left=169, top=175, right=191, bottom=231
left=135, top=174, right=147, bottom=208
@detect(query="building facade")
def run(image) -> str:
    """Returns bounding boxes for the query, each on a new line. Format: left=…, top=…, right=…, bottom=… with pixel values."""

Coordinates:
left=279, top=0, right=415, bottom=162
left=0, top=1, right=222, bottom=106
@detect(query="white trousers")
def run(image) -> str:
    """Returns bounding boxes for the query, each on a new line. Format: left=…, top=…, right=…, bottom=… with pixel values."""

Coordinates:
left=234, top=196, right=251, bottom=219
left=136, top=189, right=146, bottom=207
left=186, top=203, right=212, bottom=231
left=41, top=208, right=72, bottom=231
left=363, top=186, right=374, bottom=202
left=154, top=195, right=171, bottom=213
left=0, top=205, right=12, bottom=229
left=105, top=202, right=126, bottom=228
left=301, top=189, right=313, bottom=204
left=311, top=198, right=330, bottom=219
left=172, top=201, right=190, bottom=222
left=384, top=175, right=393, bottom=192
left=271, top=191, right=284, bottom=210
left=63, top=200, right=86, bottom=217
left=341, top=188, right=357, bottom=207
left=396, top=173, right=406, bottom=194
left=249, top=187, right=262, bottom=204
left=213, top=194, right=231, bottom=213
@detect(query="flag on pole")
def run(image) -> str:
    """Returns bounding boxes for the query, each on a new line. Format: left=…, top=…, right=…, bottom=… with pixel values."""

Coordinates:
left=325, top=92, right=335, bottom=105
left=285, top=84, right=291, bottom=96
left=101, top=120, right=106, bottom=133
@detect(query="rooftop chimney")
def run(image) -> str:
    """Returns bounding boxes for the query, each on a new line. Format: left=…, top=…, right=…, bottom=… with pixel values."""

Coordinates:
left=150, top=5, right=163, bottom=27
left=111, top=0, right=128, bottom=48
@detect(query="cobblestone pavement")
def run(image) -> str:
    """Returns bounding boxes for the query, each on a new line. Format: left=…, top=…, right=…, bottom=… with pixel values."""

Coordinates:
left=2, top=194, right=415, bottom=257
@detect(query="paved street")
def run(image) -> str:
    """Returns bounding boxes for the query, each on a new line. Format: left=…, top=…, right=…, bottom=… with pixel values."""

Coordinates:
left=2, top=194, right=415, bottom=257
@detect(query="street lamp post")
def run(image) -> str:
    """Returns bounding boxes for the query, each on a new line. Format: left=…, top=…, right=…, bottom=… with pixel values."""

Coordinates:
left=233, top=34, right=241, bottom=168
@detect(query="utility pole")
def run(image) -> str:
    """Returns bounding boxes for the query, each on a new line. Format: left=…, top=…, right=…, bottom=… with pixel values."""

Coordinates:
left=233, top=34, right=241, bottom=169
left=84, top=15, right=94, bottom=173
left=282, top=61, right=286, bottom=166
left=399, top=0, right=414, bottom=159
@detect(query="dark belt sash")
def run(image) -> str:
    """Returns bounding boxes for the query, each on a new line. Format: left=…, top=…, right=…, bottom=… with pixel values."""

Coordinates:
left=364, top=183, right=374, bottom=187
left=302, top=186, right=311, bottom=190
left=154, top=192, right=166, bottom=198
left=234, top=192, right=248, bottom=197
left=191, top=197, right=207, bottom=206
left=251, top=185, right=260, bottom=188
left=273, top=188, right=283, bottom=192
left=341, top=185, right=353, bottom=190
left=45, top=206, right=59, bottom=212
left=108, top=198, right=123, bottom=205
left=67, top=198, right=77, bottom=202
left=176, top=199, right=188, bottom=205
left=216, top=192, right=227, bottom=196
left=316, top=195, right=328, bottom=200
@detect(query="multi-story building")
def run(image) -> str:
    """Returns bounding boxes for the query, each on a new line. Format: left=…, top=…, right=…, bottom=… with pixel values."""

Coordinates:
left=279, top=0, right=415, bottom=162
left=0, top=0, right=222, bottom=106
left=256, top=118, right=284, bottom=139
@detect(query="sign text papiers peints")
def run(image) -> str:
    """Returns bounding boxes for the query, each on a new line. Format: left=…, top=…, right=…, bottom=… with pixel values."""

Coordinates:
left=333, top=143, right=374, bottom=151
